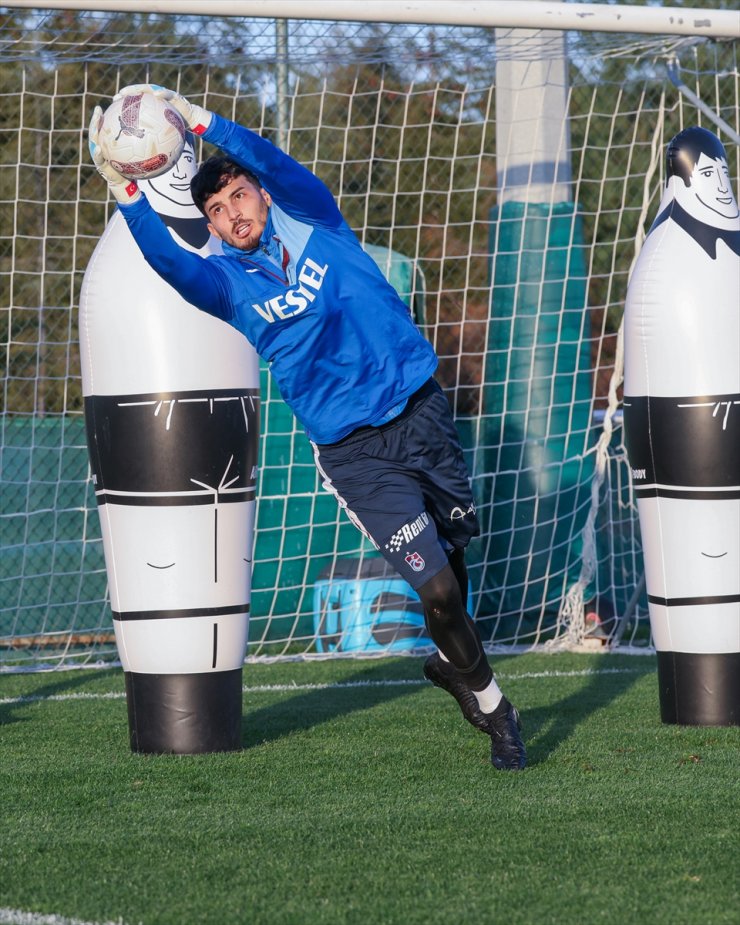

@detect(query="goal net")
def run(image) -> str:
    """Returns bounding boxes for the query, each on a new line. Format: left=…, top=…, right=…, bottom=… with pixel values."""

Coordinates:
left=1, top=4, right=738, bottom=667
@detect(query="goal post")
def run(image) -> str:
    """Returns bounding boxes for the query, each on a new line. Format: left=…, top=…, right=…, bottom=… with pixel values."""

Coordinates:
left=4, top=0, right=740, bottom=38
left=1, top=2, right=738, bottom=667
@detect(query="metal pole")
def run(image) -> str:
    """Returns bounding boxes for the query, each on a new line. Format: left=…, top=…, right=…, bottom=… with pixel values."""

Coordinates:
left=4, top=1, right=739, bottom=39
left=275, top=17, right=289, bottom=152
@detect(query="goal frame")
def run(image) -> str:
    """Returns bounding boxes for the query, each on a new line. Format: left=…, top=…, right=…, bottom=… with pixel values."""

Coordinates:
left=1, top=1, right=738, bottom=667
left=4, top=0, right=740, bottom=39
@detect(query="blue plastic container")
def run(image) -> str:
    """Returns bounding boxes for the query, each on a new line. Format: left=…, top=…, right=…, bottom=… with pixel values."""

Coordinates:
left=313, top=558, right=472, bottom=654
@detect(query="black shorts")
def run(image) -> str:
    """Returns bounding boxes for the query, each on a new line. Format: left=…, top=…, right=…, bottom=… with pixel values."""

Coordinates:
left=311, top=379, right=479, bottom=590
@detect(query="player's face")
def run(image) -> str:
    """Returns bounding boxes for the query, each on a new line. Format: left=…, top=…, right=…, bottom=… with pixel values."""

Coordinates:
left=204, top=176, right=271, bottom=250
left=676, top=152, right=739, bottom=222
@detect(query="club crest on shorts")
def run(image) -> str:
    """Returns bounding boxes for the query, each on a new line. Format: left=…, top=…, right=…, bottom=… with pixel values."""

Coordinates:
left=405, top=551, right=425, bottom=572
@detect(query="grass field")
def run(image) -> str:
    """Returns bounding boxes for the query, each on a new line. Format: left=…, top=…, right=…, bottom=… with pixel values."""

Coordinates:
left=0, top=651, right=737, bottom=925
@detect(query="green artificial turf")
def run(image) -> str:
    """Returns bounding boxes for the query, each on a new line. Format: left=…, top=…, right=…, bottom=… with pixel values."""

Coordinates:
left=0, top=652, right=737, bottom=925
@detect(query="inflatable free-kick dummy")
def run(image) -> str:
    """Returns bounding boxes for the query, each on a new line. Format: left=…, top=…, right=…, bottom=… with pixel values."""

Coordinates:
left=80, top=137, right=260, bottom=752
left=624, top=127, right=740, bottom=725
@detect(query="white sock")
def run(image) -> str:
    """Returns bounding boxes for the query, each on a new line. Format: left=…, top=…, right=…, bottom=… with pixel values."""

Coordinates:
left=473, top=678, right=503, bottom=714
left=437, top=649, right=503, bottom=712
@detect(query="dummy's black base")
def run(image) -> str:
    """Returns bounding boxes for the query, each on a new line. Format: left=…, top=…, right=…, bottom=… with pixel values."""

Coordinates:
left=124, top=668, right=243, bottom=754
left=657, top=651, right=739, bottom=726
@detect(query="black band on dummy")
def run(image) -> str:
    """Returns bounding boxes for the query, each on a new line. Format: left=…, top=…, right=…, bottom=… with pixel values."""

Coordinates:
left=125, top=668, right=243, bottom=753
left=657, top=652, right=739, bottom=726
left=624, top=394, right=740, bottom=494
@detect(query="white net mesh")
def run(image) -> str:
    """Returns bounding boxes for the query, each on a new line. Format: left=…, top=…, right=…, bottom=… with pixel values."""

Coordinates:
left=1, top=8, right=738, bottom=666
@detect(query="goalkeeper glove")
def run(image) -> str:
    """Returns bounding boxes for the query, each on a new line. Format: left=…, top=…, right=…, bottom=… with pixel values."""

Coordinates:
left=114, top=84, right=213, bottom=136
left=88, top=105, right=142, bottom=205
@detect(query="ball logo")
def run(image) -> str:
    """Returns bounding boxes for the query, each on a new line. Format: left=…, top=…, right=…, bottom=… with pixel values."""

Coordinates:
left=164, top=109, right=186, bottom=140
left=405, top=551, right=425, bottom=572
left=117, top=94, right=146, bottom=140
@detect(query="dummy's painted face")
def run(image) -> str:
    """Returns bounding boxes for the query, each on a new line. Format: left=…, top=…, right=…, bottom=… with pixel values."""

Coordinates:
left=204, top=175, right=271, bottom=251
left=675, top=152, right=739, bottom=222
left=640, top=497, right=740, bottom=601
left=145, top=139, right=197, bottom=207
left=105, top=495, right=255, bottom=611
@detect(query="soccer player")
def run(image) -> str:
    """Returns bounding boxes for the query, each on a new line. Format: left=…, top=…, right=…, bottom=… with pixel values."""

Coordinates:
left=88, top=85, right=526, bottom=770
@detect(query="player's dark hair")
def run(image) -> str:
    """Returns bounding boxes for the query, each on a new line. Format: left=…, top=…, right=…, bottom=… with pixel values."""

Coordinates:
left=666, top=127, right=727, bottom=188
left=191, top=155, right=263, bottom=215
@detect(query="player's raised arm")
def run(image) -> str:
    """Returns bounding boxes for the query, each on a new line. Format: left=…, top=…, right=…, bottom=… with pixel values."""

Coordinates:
left=206, top=114, right=342, bottom=228
left=114, top=83, right=342, bottom=229
left=88, top=106, right=233, bottom=322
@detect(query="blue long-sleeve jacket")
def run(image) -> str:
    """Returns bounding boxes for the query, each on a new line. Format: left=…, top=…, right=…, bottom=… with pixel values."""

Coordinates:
left=117, top=113, right=437, bottom=444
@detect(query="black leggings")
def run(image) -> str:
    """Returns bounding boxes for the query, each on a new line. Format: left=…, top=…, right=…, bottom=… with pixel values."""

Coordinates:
left=417, top=548, right=493, bottom=691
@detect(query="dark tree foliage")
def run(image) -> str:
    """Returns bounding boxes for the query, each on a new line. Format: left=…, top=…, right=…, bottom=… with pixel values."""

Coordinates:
left=1, top=9, right=737, bottom=415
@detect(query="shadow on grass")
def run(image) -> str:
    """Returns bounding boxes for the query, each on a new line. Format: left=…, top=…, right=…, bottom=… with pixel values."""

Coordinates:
left=242, top=657, right=427, bottom=749
left=0, top=654, right=658, bottom=769
left=519, top=656, right=657, bottom=767
left=241, top=653, right=657, bottom=767
left=0, top=667, right=121, bottom=728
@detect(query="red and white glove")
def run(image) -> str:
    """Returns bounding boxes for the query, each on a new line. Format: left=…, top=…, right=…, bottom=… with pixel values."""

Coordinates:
left=88, top=105, right=141, bottom=204
left=114, top=84, right=213, bottom=136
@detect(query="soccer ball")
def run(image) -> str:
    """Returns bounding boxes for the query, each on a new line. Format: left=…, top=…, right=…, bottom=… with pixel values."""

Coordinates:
left=98, top=93, right=186, bottom=180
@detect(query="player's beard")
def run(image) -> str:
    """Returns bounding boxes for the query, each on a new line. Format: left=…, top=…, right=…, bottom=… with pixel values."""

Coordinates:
left=226, top=199, right=269, bottom=251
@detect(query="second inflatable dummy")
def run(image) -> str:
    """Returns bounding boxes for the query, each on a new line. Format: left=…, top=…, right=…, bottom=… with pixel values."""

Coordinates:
left=623, top=127, right=740, bottom=726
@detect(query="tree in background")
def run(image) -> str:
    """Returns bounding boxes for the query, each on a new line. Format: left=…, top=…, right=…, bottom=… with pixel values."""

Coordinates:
left=1, top=9, right=737, bottom=418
